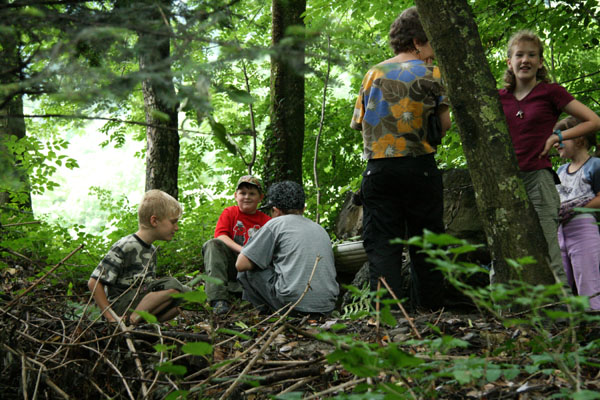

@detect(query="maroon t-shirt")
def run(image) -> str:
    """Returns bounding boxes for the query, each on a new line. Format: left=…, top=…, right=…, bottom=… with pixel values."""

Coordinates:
left=214, top=206, right=271, bottom=246
left=499, top=82, right=574, bottom=171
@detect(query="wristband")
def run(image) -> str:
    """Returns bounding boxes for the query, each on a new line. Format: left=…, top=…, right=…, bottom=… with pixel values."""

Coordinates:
left=553, top=129, right=563, bottom=144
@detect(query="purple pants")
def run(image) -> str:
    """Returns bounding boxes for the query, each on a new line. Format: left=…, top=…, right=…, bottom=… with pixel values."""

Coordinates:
left=558, top=216, right=600, bottom=310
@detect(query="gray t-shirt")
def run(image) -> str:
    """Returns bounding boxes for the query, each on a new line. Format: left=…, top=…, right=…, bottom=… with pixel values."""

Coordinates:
left=241, top=214, right=339, bottom=312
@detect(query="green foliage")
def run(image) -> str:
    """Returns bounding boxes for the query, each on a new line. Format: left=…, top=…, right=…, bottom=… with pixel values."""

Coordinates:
left=289, top=231, right=599, bottom=398
left=133, top=310, right=158, bottom=324
left=173, top=288, right=208, bottom=305
left=181, top=341, right=213, bottom=356
left=5, top=0, right=596, bottom=239
left=0, top=206, right=107, bottom=292
left=0, top=135, right=78, bottom=204
left=155, top=362, right=187, bottom=376
left=3, top=2, right=600, bottom=398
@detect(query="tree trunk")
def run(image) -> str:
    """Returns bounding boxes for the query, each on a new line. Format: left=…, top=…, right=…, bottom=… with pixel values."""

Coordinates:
left=415, top=0, right=555, bottom=285
left=263, top=0, right=306, bottom=189
left=0, top=19, right=31, bottom=208
left=138, top=1, right=180, bottom=199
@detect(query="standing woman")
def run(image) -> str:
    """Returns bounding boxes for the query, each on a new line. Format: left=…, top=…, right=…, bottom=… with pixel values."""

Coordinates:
left=350, top=6, right=451, bottom=310
left=498, top=30, right=600, bottom=283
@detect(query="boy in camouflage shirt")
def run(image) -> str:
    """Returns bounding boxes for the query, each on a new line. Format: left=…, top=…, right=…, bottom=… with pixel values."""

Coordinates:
left=88, top=189, right=187, bottom=324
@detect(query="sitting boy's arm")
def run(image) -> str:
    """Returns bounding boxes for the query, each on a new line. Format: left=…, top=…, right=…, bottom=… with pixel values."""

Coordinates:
left=236, top=253, right=256, bottom=272
left=88, top=277, right=117, bottom=323
left=216, top=234, right=243, bottom=254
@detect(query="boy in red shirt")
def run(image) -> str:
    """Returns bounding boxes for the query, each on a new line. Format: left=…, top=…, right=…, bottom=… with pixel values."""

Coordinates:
left=203, top=175, right=270, bottom=314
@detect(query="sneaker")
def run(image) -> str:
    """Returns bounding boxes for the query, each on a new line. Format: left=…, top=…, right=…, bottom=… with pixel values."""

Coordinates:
left=212, top=300, right=230, bottom=315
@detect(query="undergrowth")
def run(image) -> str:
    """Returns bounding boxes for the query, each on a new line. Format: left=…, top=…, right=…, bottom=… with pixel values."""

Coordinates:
left=2, top=202, right=600, bottom=399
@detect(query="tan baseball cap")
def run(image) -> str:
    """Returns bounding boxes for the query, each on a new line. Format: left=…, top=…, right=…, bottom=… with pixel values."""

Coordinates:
left=236, top=175, right=263, bottom=193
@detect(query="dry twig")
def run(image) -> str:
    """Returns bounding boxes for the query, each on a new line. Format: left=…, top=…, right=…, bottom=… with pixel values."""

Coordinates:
left=218, top=255, right=322, bottom=399
left=379, top=276, right=422, bottom=339
left=1, top=244, right=84, bottom=314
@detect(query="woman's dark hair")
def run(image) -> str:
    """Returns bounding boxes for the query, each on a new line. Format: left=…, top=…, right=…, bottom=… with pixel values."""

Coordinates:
left=389, top=6, right=428, bottom=55
left=503, top=30, right=550, bottom=91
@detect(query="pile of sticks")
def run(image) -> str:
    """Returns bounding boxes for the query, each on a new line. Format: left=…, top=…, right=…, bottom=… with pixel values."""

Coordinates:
left=0, top=249, right=361, bottom=399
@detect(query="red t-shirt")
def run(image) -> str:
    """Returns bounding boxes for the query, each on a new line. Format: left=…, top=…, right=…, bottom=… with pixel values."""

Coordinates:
left=214, top=206, right=271, bottom=246
left=499, top=82, right=574, bottom=171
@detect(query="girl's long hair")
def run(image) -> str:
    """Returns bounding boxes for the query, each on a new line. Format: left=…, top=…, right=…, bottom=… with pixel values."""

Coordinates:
left=503, top=30, right=551, bottom=91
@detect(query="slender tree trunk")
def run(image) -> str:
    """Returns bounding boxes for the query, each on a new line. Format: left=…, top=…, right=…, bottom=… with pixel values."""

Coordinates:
left=0, top=19, right=31, bottom=208
left=263, top=0, right=306, bottom=189
left=415, top=0, right=555, bottom=285
left=138, top=1, right=180, bottom=199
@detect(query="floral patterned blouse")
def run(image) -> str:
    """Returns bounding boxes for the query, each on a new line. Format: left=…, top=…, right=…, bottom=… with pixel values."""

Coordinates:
left=350, top=60, right=448, bottom=159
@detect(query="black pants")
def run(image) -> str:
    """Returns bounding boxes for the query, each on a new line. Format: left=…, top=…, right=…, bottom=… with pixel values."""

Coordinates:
left=360, top=155, right=445, bottom=309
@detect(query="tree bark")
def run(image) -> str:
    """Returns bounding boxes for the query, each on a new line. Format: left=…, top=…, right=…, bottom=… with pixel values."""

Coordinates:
left=0, top=17, right=31, bottom=208
left=263, top=0, right=306, bottom=189
left=138, top=0, right=180, bottom=199
left=415, top=0, right=555, bottom=285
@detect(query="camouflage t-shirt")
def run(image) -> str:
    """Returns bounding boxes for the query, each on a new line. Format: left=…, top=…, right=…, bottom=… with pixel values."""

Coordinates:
left=350, top=60, right=449, bottom=159
left=90, top=234, right=157, bottom=300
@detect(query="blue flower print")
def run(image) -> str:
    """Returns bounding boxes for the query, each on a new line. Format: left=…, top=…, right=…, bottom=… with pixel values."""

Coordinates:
left=385, top=60, right=427, bottom=82
left=364, top=87, right=390, bottom=127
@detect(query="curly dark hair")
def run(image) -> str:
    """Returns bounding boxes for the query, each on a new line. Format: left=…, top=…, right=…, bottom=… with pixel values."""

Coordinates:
left=503, top=30, right=550, bottom=91
left=389, top=6, right=429, bottom=55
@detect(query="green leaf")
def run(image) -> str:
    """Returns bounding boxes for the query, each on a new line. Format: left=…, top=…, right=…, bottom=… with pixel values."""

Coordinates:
left=330, top=323, right=347, bottom=331
left=153, top=344, right=176, bottom=352
left=132, top=310, right=157, bottom=324
left=453, top=369, right=474, bottom=384
left=226, top=86, right=255, bottom=104
left=385, top=345, right=424, bottom=368
left=502, top=367, right=520, bottom=380
left=172, top=289, right=207, bottom=304
left=486, top=367, right=502, bottom=382
left=150, top=109, right=171, bottom=122
left=573, top=390, right=600, bottom=400
left=524, top=364, right=539, bottom=374
left=573, top=207, right=599, bottom=214
left=379, top=305, right=397, bottom=327
left=181, top=342, right=213, bottom=356
left=543, top=309, right=571, bottom=319
left=208, top=117, right=237, bottom=155
left=422, top=230, right=465, bottom=245
left=195, top=273, right=225, bottom=286
left=531, top=354, right=555, bottom=365
left=217, top=328, right=252, bottom=341
left=449, top=244, right=482, bottom=255
left=234, top=321, right=249, bottom=330
left=155, top=362, right=187, bottom=375
left=21, top=6, right=46, bottom=17
left=165, top=390, right=188, bottom=400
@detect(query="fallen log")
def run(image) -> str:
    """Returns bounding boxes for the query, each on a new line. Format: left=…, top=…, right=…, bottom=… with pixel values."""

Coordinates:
left=333, top=241, right=367, bottom=274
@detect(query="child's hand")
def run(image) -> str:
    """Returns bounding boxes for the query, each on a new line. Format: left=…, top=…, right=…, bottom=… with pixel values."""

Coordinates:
left=539, top=135, right=558, bottom=159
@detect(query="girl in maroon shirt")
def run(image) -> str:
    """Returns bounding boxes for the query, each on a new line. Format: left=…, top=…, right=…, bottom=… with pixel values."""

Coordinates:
left=498, top=30, right=600, bottom=284
left=500, top=30, right=600, bottom=165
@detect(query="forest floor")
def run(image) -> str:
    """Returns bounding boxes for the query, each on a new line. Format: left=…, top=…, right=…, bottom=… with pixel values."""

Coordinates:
left=1, top=261, right=600, bottom=399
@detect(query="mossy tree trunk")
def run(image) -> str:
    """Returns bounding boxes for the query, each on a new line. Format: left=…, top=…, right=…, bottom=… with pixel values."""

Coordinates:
left=137, top=0, right=180, bottom=199
left=263, top=0, right=306, bottom=189
left=0, top=18, right=31, bottom=209
left=415, top=0, right=555, bottom=285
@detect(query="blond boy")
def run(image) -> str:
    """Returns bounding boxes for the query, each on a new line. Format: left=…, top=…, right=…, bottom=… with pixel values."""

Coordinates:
left=88, top=189, right=186, bottom=324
